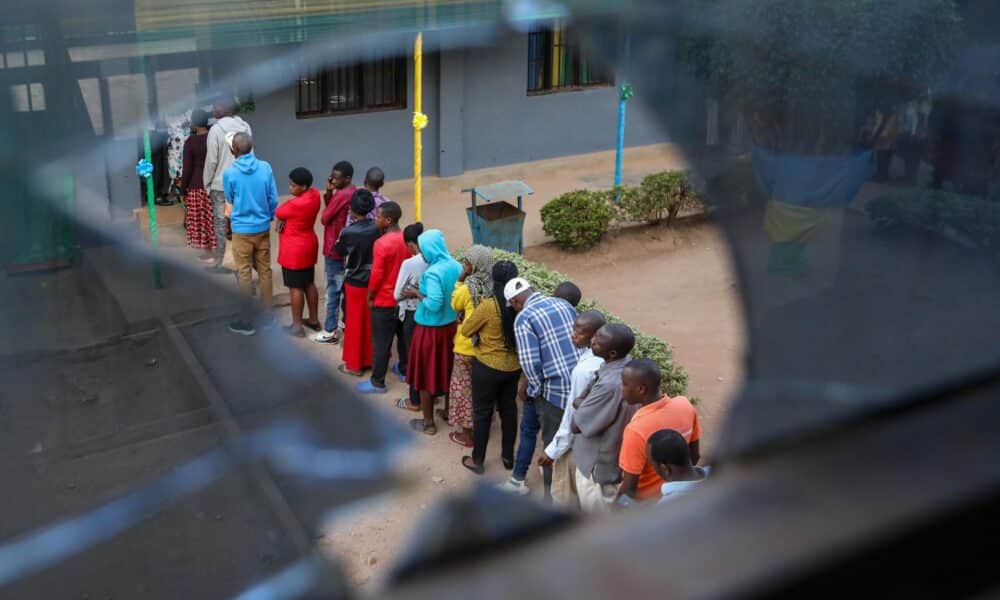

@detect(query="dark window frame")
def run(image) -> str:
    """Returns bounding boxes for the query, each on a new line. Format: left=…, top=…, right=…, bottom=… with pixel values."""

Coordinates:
left=527, top=25, right=613, bottom=95
left=296, top=55, right=407, bottom=119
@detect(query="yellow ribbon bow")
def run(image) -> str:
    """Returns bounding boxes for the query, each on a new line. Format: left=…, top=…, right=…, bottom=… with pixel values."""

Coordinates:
left=412, top=111, right=428, bottom=130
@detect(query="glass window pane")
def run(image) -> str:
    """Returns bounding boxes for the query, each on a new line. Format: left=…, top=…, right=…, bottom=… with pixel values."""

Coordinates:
left=29, top=82, right=45, bottom=110
left=77, top=78, right=104, bottom=135
left=5, top=50, right=24, bottom=68
left=107, top=73, right=149, bottom=139
left=10, top=83, right=28, bottom=111
left=26, top=49, right=44, bottom=66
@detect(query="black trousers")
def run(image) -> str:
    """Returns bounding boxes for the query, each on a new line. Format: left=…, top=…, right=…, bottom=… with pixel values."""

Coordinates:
left=471, top=359, right=520, bottom=466
left=401, top=310, right=419, bottom=405
left=537, top=397, right=565, bottom=498
left=370, top=306, right=405, bottom=388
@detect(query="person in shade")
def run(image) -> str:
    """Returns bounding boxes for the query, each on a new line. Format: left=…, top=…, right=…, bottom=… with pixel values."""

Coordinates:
left=314, top=161, right=356, bottom=344
left=616, top=358, right=701, bottom=503
left=180, top=108, right=214, bottom=261
left=537, top=309, right=607, bottom=509
left=446, top=245, right=494, bottom=449
left=357, top=201, right=409, bottom=394
left=400, top=229, right=463, bottom=436
left=223, top=133, right=277, bottom=336
left=554, top=281, right=582, bottom=309
left=645, top=429, right=710, bottom=505
left=335, top=189, right=380, bottom=375
left=275, top=167, right=322, bottom=337
left=202, top=97, right=251, bottom=271
left=571, top=323, right=637, bottom=512
left=347, top=166, right=390, bottom=227
left=459, top=260, right=522, bottom=474
left=392, top=223, right=427, bottom=412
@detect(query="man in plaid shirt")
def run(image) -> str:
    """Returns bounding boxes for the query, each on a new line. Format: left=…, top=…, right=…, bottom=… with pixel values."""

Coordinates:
left=500, top=277, right=581, bottom=497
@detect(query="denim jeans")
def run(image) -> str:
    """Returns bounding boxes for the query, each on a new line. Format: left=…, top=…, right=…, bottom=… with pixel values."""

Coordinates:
left=323, top=256, right=345, bottom=333
left=513, top=397, right=541, bottom=481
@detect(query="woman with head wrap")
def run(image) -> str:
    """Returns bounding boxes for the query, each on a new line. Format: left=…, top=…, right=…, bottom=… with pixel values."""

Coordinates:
left=180, top=109, right=215, bottom=260
left=459, top=260, right=522, bottom=474
left=401, top=230, right=463, bottom=435
left=445, top=245, right=494, bottom=448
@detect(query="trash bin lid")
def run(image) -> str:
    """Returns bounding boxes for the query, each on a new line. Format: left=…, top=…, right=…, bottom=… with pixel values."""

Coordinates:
left=461, top=180, right=534, bottom=201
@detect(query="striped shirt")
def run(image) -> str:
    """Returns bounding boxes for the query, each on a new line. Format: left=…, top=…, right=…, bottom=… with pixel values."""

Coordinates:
left=513, top=293, right=581, bottom=409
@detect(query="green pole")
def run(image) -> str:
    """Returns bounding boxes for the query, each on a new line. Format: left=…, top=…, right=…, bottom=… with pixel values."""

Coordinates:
left=143, top=131, right=163, bottom=289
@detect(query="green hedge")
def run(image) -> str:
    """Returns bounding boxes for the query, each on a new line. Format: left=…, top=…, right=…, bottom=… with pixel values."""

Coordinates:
left=539, top=170, right=704, bottom=251
left=468, top=248, right=691, bottom=398
left=866, top=189, right=1000, bottom=255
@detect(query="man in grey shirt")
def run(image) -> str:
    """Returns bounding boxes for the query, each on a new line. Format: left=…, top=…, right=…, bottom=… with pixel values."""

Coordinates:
left=202, top=97, right=251, bottom=270
left=571, top=323, right=637, bottom=513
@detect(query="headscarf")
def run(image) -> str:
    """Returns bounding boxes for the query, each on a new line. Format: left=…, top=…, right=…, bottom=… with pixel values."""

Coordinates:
left=464, top=245, right=494, bottom=307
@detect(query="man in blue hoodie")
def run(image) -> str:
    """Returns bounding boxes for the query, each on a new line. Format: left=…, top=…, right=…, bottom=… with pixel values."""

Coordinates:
left=223, top=132, right=278, bottom=335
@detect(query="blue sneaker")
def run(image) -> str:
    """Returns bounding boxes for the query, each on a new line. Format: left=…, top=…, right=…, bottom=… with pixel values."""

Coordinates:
left=392, top=362, right=406, bottom=383
left=356, top=381, right=388, bottom=394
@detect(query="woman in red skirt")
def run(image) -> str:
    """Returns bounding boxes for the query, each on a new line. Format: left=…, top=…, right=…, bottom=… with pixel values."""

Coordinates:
left=180, top=109, right=215, bottom=262
left=335, top=190, right=380, bottom=375
left=400, top=229, right=464, bottom=435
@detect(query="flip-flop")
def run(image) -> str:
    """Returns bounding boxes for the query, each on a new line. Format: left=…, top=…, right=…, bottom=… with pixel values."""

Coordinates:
left=337, top=364, right=364, bottom=377
left=409, top=419, right=436, bottom=436
left=395, top=397, right=421, bottom=412
left=461, top=456, right=484, bottom=475
left=449, top=431, right=473, bottom=448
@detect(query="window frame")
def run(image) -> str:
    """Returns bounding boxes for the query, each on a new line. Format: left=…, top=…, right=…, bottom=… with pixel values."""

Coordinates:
left=296, top=54, right=407, bottom=119
left=527, top=24, right=614, bottom=96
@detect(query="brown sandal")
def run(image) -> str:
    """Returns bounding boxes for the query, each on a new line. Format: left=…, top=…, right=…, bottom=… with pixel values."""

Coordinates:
left=409, top=418, right=437, bottom=436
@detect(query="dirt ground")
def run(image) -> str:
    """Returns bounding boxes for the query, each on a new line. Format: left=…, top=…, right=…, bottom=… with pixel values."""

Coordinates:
left=137, top=143, right=744, bottom=590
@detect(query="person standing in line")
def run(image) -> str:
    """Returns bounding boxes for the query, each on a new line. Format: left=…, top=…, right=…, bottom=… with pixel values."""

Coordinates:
left=459, top=260, right=522, bottom=474
left=357, top=201, right=409, bottom=394
left=616, top=358, right=701, bottom=504
left=392, top=223, right=427, bottom=412
left=571, top=323, right=636, bottom=512
left=537, top=309, right=607, bottom=509
left=645, top=429, right=710, bottom=505
left=505, top=282, right=582, bottom=497
left=446, top=245, right=494, bottom=449
left=400, top=229, right=463, bottom=436
left=223, top=133, right=277, bottom=336
left=347, top=166, right=390, bottom=227
left=202, top=97, right=251, bottom=272
left=313, top=161, right=356, bottom=344
left=275, top=167, right=322, bottom=337
left=180, top=109, right=214, bottom=262
left=499, top=280, right=580, bottom=497
left=335, top=190, right=380, bottom=376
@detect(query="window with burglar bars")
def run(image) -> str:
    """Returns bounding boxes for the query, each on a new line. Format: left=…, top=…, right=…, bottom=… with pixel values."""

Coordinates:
left=527, top=22, right=612, bottom=94
left=296, top=55, right=406, bottom=117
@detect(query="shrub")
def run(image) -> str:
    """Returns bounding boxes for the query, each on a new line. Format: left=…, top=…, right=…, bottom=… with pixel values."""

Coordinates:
left=617, top=171, right=703, bottom=226
left=867, top=189, right=1000, bottom=256
left=478, top=248, right=691, bottom=398
left=540, top=189, right=613, bottom=250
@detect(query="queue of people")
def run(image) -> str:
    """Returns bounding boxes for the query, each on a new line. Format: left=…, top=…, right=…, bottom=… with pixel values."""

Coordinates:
left=176, top=97, right=708, bottom=511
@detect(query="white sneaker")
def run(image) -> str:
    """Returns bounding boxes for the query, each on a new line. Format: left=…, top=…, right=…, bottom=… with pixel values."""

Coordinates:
left=497, top=478, right=530, bottom=496
left=312, top=330, right=339, bottom=344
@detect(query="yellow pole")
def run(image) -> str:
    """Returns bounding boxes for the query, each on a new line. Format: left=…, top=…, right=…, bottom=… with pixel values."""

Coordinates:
left=413, top=32, right=424, bottom=222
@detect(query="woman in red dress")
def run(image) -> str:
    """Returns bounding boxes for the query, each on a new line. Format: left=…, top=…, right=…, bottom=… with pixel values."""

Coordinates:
left=275, top=167, right=322, bottom=337
left=180, top=109, right=215, bottom=261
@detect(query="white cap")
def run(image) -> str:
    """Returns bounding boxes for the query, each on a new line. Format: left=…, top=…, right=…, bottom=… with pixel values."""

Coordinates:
left=503, top=277, right=532, bottom=305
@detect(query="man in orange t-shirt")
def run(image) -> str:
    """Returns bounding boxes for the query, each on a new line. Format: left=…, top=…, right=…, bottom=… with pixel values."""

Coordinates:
left=617, top=358, right=701, bottom=502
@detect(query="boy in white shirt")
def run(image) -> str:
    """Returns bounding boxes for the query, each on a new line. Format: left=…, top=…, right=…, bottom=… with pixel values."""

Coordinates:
left=537, top=309, right=607, bottom=509
left=392, top=223, right=427, bottom=411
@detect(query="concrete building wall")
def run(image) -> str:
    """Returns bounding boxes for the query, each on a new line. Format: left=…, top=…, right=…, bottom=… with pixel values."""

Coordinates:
left=214, top=31, right=680, bottom=183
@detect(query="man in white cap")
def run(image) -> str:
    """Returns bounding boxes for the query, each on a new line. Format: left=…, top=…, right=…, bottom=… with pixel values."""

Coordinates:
left=499, top=277, right=581, bottom=497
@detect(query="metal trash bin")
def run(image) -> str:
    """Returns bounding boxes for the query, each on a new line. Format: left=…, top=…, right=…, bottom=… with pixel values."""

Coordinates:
left=462, top=180, right=534, bottom=254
